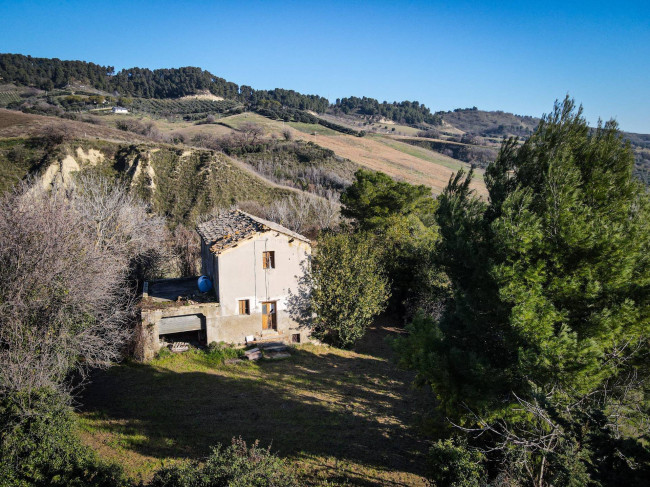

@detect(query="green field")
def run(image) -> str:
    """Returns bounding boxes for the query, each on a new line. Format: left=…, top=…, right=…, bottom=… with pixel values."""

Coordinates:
left=77, top=324, right=434, bottom=486
left=217, top=112, right=289, bottom=134
left=0, top=91, right=21, bottom=106
left=287, top=121, right=341, bottom=136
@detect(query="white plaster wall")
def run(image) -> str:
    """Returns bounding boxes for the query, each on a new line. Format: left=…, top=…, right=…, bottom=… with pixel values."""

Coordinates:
left=216, top=232, right=310, bottom=327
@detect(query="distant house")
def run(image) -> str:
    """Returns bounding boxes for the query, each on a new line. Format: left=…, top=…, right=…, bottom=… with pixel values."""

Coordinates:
left=112, top=106, right=128, bottom=114
left=137, top=210, right=312, bottom=360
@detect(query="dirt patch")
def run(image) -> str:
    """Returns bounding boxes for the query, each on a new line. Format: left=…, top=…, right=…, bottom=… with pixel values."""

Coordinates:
left=40, top=155, right=80, bottom=189
left=179, top=91, right=224, bottom=101
left=75, top=147, right=104, bottom=165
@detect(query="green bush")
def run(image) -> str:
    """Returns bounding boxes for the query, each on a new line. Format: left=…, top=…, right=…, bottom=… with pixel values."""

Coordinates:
left=203, top=342, right=244, bottom=365
left=0, top=389, right=128, bottom=487
left=148, top=437, right=298, bottom=487
left=311, top=232, right=390, bottom=348
left=427, top=438, right=485, bottom=487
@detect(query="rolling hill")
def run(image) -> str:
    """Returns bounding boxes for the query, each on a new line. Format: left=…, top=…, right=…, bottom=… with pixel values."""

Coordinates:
left=1, top=51, right=647, bottom=214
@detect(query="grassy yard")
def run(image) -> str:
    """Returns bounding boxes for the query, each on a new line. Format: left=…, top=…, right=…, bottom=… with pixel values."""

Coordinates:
left=77, top=322, right=436, bottom=486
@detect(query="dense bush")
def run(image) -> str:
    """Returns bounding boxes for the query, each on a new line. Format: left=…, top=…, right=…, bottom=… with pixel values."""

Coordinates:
left=0, top=389, right=128, bottom=487
left=148, top=437, right=298, bottom=487
left=427, top=438, right=485, bottom=487
left=311, top=232, right=389, bottom=348
left=115, top=118, right=163, bottom=139
left=340, top=169, right=443, bottom=313
left=204, top=135, right=353, bottom=197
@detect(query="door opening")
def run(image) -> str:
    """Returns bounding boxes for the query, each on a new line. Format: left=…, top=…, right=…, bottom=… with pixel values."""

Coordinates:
left=261, top=301, right=277, bottom=330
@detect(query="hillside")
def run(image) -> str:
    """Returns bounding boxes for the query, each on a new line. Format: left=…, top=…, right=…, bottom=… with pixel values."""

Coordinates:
left=0, top=109, right=304, bottom=224
left=2, top=51, right=647, bottom=197
left=214, top=112, right=485, bottom=194
left=438, top=107, right=539, bottom=138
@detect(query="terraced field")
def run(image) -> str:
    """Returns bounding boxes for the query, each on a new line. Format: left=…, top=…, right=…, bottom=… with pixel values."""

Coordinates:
left=0, top=90, right=22, bottom=106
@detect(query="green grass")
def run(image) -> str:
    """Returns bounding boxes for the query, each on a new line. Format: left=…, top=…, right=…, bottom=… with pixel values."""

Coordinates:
left=217, top=112, right=286, bottom=134
left=287, top=122, right=340, bottom=136
left=78, top=324, right=435, bottom=486
left=0, top=138, right=47, bottom=193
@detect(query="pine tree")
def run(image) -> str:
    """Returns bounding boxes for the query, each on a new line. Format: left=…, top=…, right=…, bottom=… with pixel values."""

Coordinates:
left=395, top=98, right=650, bottom=484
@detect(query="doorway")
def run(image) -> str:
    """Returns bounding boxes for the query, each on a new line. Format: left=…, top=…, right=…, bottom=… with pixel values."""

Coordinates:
left=261, top=301, right=277, bottom=330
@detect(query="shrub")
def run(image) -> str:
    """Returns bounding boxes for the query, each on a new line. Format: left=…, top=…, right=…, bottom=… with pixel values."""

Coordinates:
left=0, top=389, right=128, bottom=487
left=311, top=232, right=390, bottom=348
left=149, top=437, right=298, bottom=487
left=203, top=342, right=243, bottom=365
left=427, top=438, right=485, bottom=487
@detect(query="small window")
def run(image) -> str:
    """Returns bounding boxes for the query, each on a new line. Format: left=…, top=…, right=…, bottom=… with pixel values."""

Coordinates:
left=238, top=299, right=250, bottom=315
left=262, top=251, right=275, bottom=269
left=292, top=333, right=301, bottom=343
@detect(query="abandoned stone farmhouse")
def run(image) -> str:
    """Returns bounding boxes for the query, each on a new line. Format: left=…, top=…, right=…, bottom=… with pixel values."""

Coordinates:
left=136, top=210, right=312, bottom=360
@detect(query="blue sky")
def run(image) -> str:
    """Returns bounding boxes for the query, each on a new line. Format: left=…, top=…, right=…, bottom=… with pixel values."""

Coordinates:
left=1, top=0, right=649, bottom=132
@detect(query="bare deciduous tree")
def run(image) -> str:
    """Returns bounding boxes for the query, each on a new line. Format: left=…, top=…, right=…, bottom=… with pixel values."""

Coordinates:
left=168, top=224, right=201, bottom=277
left=239, top=122, right=264, bottom=145
left=0, top=176, right=167, bottom=397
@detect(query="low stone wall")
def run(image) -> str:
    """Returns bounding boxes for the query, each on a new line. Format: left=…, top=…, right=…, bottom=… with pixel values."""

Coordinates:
left=208, top=309, right=311, bottom=346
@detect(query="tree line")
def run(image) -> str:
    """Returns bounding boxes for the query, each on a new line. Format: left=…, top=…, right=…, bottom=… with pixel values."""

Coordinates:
left=1, top=54, right=445, bottom=126
left=334, top=95, right=442, bottom=125
left=0, top=53, right=327, bottom=112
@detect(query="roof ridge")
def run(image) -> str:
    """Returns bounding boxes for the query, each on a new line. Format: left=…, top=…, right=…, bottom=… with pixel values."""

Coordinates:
left=235, top=209, right=310, bottom=243
left=196, top=209, right=309, bottom=255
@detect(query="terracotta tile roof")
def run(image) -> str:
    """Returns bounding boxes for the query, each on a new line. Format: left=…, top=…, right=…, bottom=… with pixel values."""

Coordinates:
left=196, top=210, right=310, bottom=254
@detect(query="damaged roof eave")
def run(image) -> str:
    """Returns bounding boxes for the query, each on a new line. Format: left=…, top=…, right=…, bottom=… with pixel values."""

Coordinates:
left=197, top=209, right=311, bottom=256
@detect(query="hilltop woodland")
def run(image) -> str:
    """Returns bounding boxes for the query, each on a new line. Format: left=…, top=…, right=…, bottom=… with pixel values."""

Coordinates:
left=0, top=53, right=649, bottom=485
